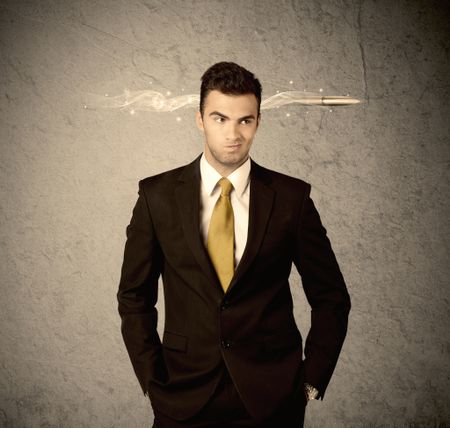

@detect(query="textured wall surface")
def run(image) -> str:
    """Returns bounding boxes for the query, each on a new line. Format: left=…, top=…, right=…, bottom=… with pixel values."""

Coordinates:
left=1, top=0, right=449, bottom=427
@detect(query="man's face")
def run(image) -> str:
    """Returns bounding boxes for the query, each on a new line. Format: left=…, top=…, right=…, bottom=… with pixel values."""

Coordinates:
left=196, top=90, right=260, bottom=176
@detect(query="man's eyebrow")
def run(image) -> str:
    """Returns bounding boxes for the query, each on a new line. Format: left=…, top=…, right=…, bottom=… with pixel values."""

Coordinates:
left=238, top=114, right=256, bottom=121
left=209, top=111, right=229, bottom=119
left=209, top=111, right=256, bottom=121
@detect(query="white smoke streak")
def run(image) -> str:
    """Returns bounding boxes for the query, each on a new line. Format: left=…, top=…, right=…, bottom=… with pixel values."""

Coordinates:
left=83, top=90, right=360, bottom=112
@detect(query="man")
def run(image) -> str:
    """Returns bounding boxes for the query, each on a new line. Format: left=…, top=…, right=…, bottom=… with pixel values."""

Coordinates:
left=117, top=62, right=351, bottom=427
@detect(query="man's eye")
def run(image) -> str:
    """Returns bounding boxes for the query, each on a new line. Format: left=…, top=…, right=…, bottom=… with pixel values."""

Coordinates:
left=214, top=117, right=225, bottom=123
left=241, top=119, right=252, bottom=125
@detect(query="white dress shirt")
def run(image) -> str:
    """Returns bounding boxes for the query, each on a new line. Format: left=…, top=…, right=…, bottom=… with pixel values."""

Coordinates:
left=199, top=154, right=251, bottom=268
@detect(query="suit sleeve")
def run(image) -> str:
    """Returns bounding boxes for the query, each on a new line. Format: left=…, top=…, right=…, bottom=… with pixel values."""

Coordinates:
left=117, top=180, right=163, bottom=396
left=293, top=184, right=351, bottom=399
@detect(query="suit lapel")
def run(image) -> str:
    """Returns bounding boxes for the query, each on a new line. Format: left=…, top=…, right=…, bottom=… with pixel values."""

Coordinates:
left=175, top=157, right=223, bottom=298
left=175, top=157, right=275, bottom=298
left=228, top=161, right=275, bottom=293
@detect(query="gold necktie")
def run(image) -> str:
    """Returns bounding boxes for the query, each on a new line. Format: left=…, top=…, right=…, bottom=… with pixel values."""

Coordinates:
left=207, top=178, right=235, bottom=292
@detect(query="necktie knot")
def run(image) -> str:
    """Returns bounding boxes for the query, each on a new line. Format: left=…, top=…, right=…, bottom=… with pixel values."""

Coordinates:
left=218, top=178, right=233, bottom=197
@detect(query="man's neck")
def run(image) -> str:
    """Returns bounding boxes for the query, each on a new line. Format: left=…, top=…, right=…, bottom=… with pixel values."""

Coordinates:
left=204, top=154, right=249, bottom=177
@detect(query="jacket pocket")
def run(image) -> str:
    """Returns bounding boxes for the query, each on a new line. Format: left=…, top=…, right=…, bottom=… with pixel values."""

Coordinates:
left=162, top=331, right=188, bottom=352
left=263, top=327, right=302, bottom=353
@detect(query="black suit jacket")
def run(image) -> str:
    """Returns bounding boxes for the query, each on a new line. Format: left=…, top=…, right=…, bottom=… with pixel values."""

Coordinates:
left=117, top=155, right=350, bottom=421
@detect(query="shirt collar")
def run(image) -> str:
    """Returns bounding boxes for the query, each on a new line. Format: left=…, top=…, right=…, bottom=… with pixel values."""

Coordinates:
left=200, top=153, right=251, bottom=197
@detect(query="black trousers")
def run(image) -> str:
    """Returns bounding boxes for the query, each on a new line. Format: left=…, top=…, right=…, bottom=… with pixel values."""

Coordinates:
left=152, top=369, right=306, bottom=428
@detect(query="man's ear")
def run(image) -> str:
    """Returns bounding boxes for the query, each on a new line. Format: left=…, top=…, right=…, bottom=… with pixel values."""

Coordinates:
left=256, top=113, right=261, bottom=129
left=195, top=111, right=204, bottom=131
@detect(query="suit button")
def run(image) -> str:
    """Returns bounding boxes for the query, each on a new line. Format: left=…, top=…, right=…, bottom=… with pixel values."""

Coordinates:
left=221, top=339, right=232, bottom=349
left=220, top=300, right=230, bottom=311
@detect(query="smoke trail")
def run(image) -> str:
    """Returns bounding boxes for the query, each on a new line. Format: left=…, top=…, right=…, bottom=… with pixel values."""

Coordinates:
left=83, top=90, right=360, bottom=112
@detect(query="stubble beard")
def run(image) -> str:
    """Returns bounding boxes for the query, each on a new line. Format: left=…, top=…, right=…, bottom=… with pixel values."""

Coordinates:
left=208, top=146, right=249, bottom=172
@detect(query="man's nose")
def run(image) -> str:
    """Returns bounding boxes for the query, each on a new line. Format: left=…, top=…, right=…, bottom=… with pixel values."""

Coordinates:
left=225, top=122, right=240, bottom=140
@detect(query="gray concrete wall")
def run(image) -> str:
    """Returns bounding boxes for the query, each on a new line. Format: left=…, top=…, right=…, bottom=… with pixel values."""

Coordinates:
left=1, top=0, right=449, bottom=426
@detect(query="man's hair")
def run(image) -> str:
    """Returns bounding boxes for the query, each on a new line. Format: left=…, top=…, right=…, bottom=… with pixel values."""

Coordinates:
left=199, top=62, right=262, bottom=116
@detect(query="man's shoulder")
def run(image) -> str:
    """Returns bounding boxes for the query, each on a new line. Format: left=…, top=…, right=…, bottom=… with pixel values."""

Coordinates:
left=138, top=157, right=199, bottom=191
left=251, top=160, right=311, bottom=192
left=139, top=165, right=184, bottom=187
